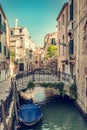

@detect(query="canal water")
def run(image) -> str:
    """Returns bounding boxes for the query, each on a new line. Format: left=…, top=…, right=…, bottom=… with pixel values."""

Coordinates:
left=14, top=87, right=87, bottom=130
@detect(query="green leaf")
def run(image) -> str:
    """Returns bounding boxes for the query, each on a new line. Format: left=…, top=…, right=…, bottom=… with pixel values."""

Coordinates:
left=46, top=45, right=58, bottom=59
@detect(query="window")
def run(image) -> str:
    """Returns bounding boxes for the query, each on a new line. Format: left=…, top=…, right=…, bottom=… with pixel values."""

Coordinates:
left=10, top=30, right=13, bottom=35
left=4, top=46, right=6, bottom=56
left=69, top=39, right=74, bottom=55
left=62, top=35, right=64, bottom=42
left=20, top=37, right=22, bottom=39
left=72, top=22, right=74, bottom=29
left=70, top=64, right=74, bottom=75
left=35, top=60, right=38, bottom=64
left=19, top=63, right=24, bottom=71
left=70, top=0, right=74, bottom=20
left=59, top=39, right=60, bottom=56
left=0, top=14, right=2, bottom=24
left=19, top=29, right=22, bottom=33
left=62, top=35, right=64, bottom=54
left=0, top=42, right=2, bottom=53
left=86, top=78, right=87, bottom=97
left=7, top=49, right=10, bottom=59
left=62, top=14, right=64, bottom=25
left=62, top=45, right=64, bottom=54
left=59, top=21, right=60, bottom=30
left=62, top=65, right=65, bottom=72
left=51, top=38, right=56, bottom=45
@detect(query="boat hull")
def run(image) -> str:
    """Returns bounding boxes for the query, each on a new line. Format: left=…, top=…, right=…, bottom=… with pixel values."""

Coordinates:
left=19, top=114, right=43, bottom=126
left=18, top=103, right=43, bottom=127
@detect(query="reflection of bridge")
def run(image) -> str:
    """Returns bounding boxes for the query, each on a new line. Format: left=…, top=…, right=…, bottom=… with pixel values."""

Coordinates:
left=15, top=69, right=75, bottom=91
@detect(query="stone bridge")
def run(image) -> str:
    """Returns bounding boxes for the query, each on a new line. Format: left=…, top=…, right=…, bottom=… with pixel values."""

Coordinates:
left=14, top=69, right=75, bottom=92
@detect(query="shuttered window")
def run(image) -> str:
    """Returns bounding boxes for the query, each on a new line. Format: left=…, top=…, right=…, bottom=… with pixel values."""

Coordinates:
left=70, top=0, right=74, bottom=20
left=10, top=30, right=13, bottom=35
left=69, top=40, right=74, bottom=55
left=4, top=46, right=6, bottom=55
left=86, top=78, right=87, bottom=97
left=19, top=63, right=24, bottom=71
left=62, top=14, right=64, bottom=25
left=0, top=14, right=2, bottom=24
left=8, top=50, right=10, bottom=59
left=51, top=38, right=56, bottom=45
left=0, top=42, right=2, bottom=53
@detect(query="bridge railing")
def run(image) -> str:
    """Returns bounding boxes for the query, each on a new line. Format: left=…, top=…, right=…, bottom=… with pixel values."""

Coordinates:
left=15, top=70, right=75, bottom=89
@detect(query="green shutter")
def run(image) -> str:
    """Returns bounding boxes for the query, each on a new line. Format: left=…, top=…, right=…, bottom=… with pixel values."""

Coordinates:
left=8, top=49, right=10, bottom=59
left=51, top=39, right=53, bottom=45
left=11, top=30, right=13, bottom=35
left=0, top=14, right=2, bottom=24
left=69, top=40, right=74, bottom=55
left=0, top=42, right=2, bottom=53
left=4, top=46, right=6, bottom=55
left=70, top=0, right=74, bottom=20
left=51, top=38, right=56, bottom=45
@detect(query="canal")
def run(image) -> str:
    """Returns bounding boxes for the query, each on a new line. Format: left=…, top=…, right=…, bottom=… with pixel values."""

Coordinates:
left=14, top=87, right=87, bottom=130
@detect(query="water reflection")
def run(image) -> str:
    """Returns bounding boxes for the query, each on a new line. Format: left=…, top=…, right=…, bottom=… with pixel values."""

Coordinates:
left=33, top=87, right=45, bottom=102
left=19, top=87, right=58, bottom=103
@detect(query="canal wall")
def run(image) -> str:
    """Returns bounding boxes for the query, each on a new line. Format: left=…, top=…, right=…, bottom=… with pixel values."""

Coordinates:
left=76, top=99, right=87, bottom=119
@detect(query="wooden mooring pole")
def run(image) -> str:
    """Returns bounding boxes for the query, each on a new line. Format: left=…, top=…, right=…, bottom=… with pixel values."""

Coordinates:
left=1, top=100, right=8, bottom=130
left=13, top=86, right=19, bottom=125
left=14, top=81, right=20, bottom=108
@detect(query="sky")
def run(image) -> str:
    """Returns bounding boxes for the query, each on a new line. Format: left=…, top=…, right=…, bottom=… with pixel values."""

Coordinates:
left=0, top=0, right=67, bottom=46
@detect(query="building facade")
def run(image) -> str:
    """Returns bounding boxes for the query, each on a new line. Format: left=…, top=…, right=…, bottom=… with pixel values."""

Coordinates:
left=56, top=3, right=68, bottom=73
left=56, top=0, right=87, bottom=115
left=67, top=0, right=75, bottom=76
left=34, top=47, right=45, bottom=69
left=10, top=19, right=35, bottom=75
left=44, top=32, right=58, bottom=71
left=73, top=0, right=87, bottom=115
left=44, top=32, right=58, bottom=50
left=0, top=4, right=10, bottom=82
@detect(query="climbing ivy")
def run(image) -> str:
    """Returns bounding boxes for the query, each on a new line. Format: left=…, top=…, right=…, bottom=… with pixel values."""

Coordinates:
left=10, top=50, right=15, bottom=62
left=27, top=82, right=34, bottom=89
left=40, top=82, right=66, bottom=97
left=46, top=45, right=57, bottom=60
left=69, top=83, right=77, bottom=100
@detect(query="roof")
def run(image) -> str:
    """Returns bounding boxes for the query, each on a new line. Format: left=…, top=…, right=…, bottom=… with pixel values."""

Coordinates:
left=56, top=2, right=68, bottom=21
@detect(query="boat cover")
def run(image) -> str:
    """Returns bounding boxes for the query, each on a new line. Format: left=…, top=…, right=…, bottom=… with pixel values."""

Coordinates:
left=18, top=104, right=42, bottom=123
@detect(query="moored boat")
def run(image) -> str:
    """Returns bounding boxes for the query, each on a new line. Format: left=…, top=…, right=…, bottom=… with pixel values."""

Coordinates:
left=18, top=100, right=43, bottom=126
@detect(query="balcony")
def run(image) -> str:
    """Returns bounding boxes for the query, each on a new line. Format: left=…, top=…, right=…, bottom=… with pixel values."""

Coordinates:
left=61, top=59, right=68, bottom=65
left=69, top=56, right=75, bottom=64
left=0, top=23, right=6, bottom=34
